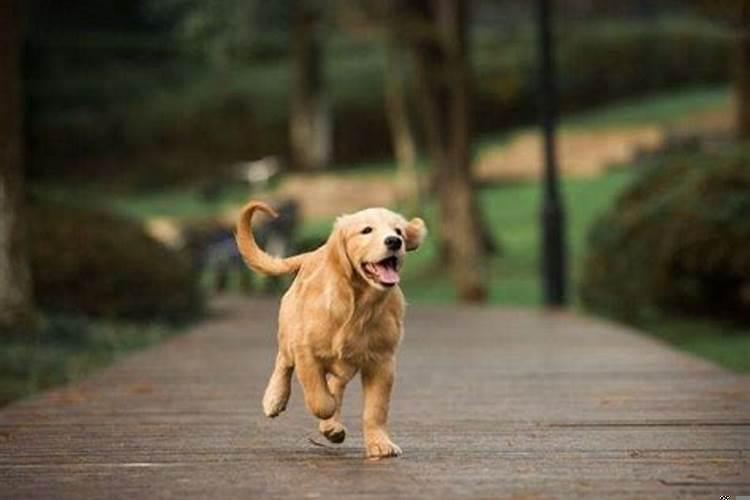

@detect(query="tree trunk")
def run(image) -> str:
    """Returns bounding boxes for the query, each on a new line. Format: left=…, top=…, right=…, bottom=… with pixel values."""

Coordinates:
left=0, top=0, right=34, bottom=328
left=409, top=0, right=487, bottom=302
left=290, top=0, right=331, bottom=171
left=384, top=36, right=423, bottom=215
left=736, top=0, right=750, bottom=139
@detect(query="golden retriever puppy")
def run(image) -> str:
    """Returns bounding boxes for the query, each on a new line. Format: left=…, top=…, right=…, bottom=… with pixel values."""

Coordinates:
left=236, top=201, right=426, bottom=459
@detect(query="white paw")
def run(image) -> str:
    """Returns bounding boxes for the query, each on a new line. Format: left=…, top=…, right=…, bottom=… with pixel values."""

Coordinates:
left=262, top=390, right=288, bottom=418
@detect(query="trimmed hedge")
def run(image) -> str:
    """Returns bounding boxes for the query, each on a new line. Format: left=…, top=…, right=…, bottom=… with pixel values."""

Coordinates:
left=29, top=202, right=203, bottom=320
left=580, top=146, right=750, bottom=323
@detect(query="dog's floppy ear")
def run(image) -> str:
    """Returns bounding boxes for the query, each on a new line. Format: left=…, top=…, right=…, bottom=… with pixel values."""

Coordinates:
left=326, top=218, right=353, bottom=279
left=404, top=217, right=427, bottom=251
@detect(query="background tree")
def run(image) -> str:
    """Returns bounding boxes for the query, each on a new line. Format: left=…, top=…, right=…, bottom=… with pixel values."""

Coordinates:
left=380, top=1, right=422, bottom=214
left=333, top=0, right=424, bottom=211
left=0, top=0, right=34, bottom=328
left=697, top=0, right=750, bottom=138
left=404, top=0, right=487, bottom=302
left=147, top=0, right=332, bottom=170
left=736, top=0, right=750, bottom=138
left=289, top=0, right=331, bottom=170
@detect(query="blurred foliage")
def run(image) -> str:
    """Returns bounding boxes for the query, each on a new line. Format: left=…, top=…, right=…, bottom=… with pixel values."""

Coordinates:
left=143, top=0, right=295, bottom=64
left=581, top=146, right=750, bottom=323
left=26, top=19, right=731, bottom=185
left=28, top=201, right=203, bottom=320
left=474, top=20, right=729, bottom=131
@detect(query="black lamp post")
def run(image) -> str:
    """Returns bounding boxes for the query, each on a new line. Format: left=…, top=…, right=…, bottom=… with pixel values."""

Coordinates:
left=535, top=0, right=568, bottom=307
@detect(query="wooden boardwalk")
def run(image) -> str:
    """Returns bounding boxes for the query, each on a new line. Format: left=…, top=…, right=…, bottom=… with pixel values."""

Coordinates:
left=0, top=297, right=748, bottom=499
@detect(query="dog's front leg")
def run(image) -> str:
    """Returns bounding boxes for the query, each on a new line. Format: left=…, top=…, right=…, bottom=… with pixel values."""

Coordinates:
left=361, top=357, right=401, bottom=459
left=319, top=363, right=356, bottom=443
left=296, top=350, right=337, bottom=420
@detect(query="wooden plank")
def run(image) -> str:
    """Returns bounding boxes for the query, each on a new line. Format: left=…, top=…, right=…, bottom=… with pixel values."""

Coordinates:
left=0, top=297, right=748, bottom=499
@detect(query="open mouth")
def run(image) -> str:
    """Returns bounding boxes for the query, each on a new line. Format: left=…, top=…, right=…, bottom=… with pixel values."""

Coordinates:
left=363, top=256, right=400, bottom=287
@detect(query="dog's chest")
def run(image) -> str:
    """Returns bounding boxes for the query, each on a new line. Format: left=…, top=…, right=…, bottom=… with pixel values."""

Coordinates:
left=334, top=313, right=399, bottom=365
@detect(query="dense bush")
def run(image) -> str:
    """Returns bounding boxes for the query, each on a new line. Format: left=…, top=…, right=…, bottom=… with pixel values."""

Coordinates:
left=29, top=202, right=203, bottom=320
left=580, top=146, right=750, bottom=323
left=28, top=20, right=731, bottom=182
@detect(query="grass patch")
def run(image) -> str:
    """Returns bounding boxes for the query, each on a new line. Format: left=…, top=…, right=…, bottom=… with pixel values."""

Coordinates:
left=475, top=86, right=730, bottom=157
left=398, top=169, right=637, bottom=306
left=0, top=316, right=184, bottom=406
left=31, top=182, right=252, bottom=221
left=637, top=317, right=750, bottom=373
left=563, top=86, right=730, bottom=129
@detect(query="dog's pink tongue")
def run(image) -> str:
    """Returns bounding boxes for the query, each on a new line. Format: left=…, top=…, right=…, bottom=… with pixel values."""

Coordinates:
left=375, top=263, right=400, bottom=285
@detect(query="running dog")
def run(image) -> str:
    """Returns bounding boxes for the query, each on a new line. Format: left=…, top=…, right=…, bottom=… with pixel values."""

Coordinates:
left=236, top=201, right=426, bottom=458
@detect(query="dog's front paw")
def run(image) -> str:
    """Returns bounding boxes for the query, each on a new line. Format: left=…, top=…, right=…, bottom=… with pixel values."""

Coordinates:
left=319, top=420, right=347, bottom=444
left=365, top=433, right=402, bottom=459
left=262, top=390, right=288, bottom=418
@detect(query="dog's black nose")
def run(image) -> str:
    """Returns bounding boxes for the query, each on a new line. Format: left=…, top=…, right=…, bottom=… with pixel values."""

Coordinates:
left=384, top=236, right=402, bottom=251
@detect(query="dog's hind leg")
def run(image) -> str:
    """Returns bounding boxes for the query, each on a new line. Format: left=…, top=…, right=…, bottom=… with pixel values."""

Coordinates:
left=319, top=364, right=356, bottom=443
left=262, top=351, right=294, bottom=418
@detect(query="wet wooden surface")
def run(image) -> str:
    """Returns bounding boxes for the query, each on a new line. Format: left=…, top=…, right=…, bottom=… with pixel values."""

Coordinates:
left=1, top=297, right=748, bottom=499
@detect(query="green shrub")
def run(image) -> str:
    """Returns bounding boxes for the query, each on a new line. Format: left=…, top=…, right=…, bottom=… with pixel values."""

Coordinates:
left=580, top=146, right=750, bottom=323
left=29, top=202, right=203, bottom=320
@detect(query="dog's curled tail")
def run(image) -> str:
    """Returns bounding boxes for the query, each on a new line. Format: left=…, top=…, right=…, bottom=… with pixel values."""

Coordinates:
left=235, top=201, right=308, bottom=276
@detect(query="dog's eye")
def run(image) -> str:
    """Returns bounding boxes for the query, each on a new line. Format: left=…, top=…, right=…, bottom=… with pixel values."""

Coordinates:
left=395, top=228, right=403, bottom=236
left=361, top=226, right=373, bottom=235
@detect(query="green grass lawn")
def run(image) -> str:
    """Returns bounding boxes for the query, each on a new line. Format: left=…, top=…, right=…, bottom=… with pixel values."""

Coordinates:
left=395, top=169, right=636, bottom=306
left=475, top=85, right=730, bottom=156
left=31, top=182, right=253, bottom=221
left=562, top=86, right=730, bottom=129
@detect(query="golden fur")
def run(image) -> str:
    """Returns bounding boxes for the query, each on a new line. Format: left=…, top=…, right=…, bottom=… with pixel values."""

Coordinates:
left=236, top=201, right=426, bottom=458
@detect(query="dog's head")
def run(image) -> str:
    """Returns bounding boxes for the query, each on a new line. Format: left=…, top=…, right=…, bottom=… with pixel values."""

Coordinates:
left=326, top=208, right=427, bottom=291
